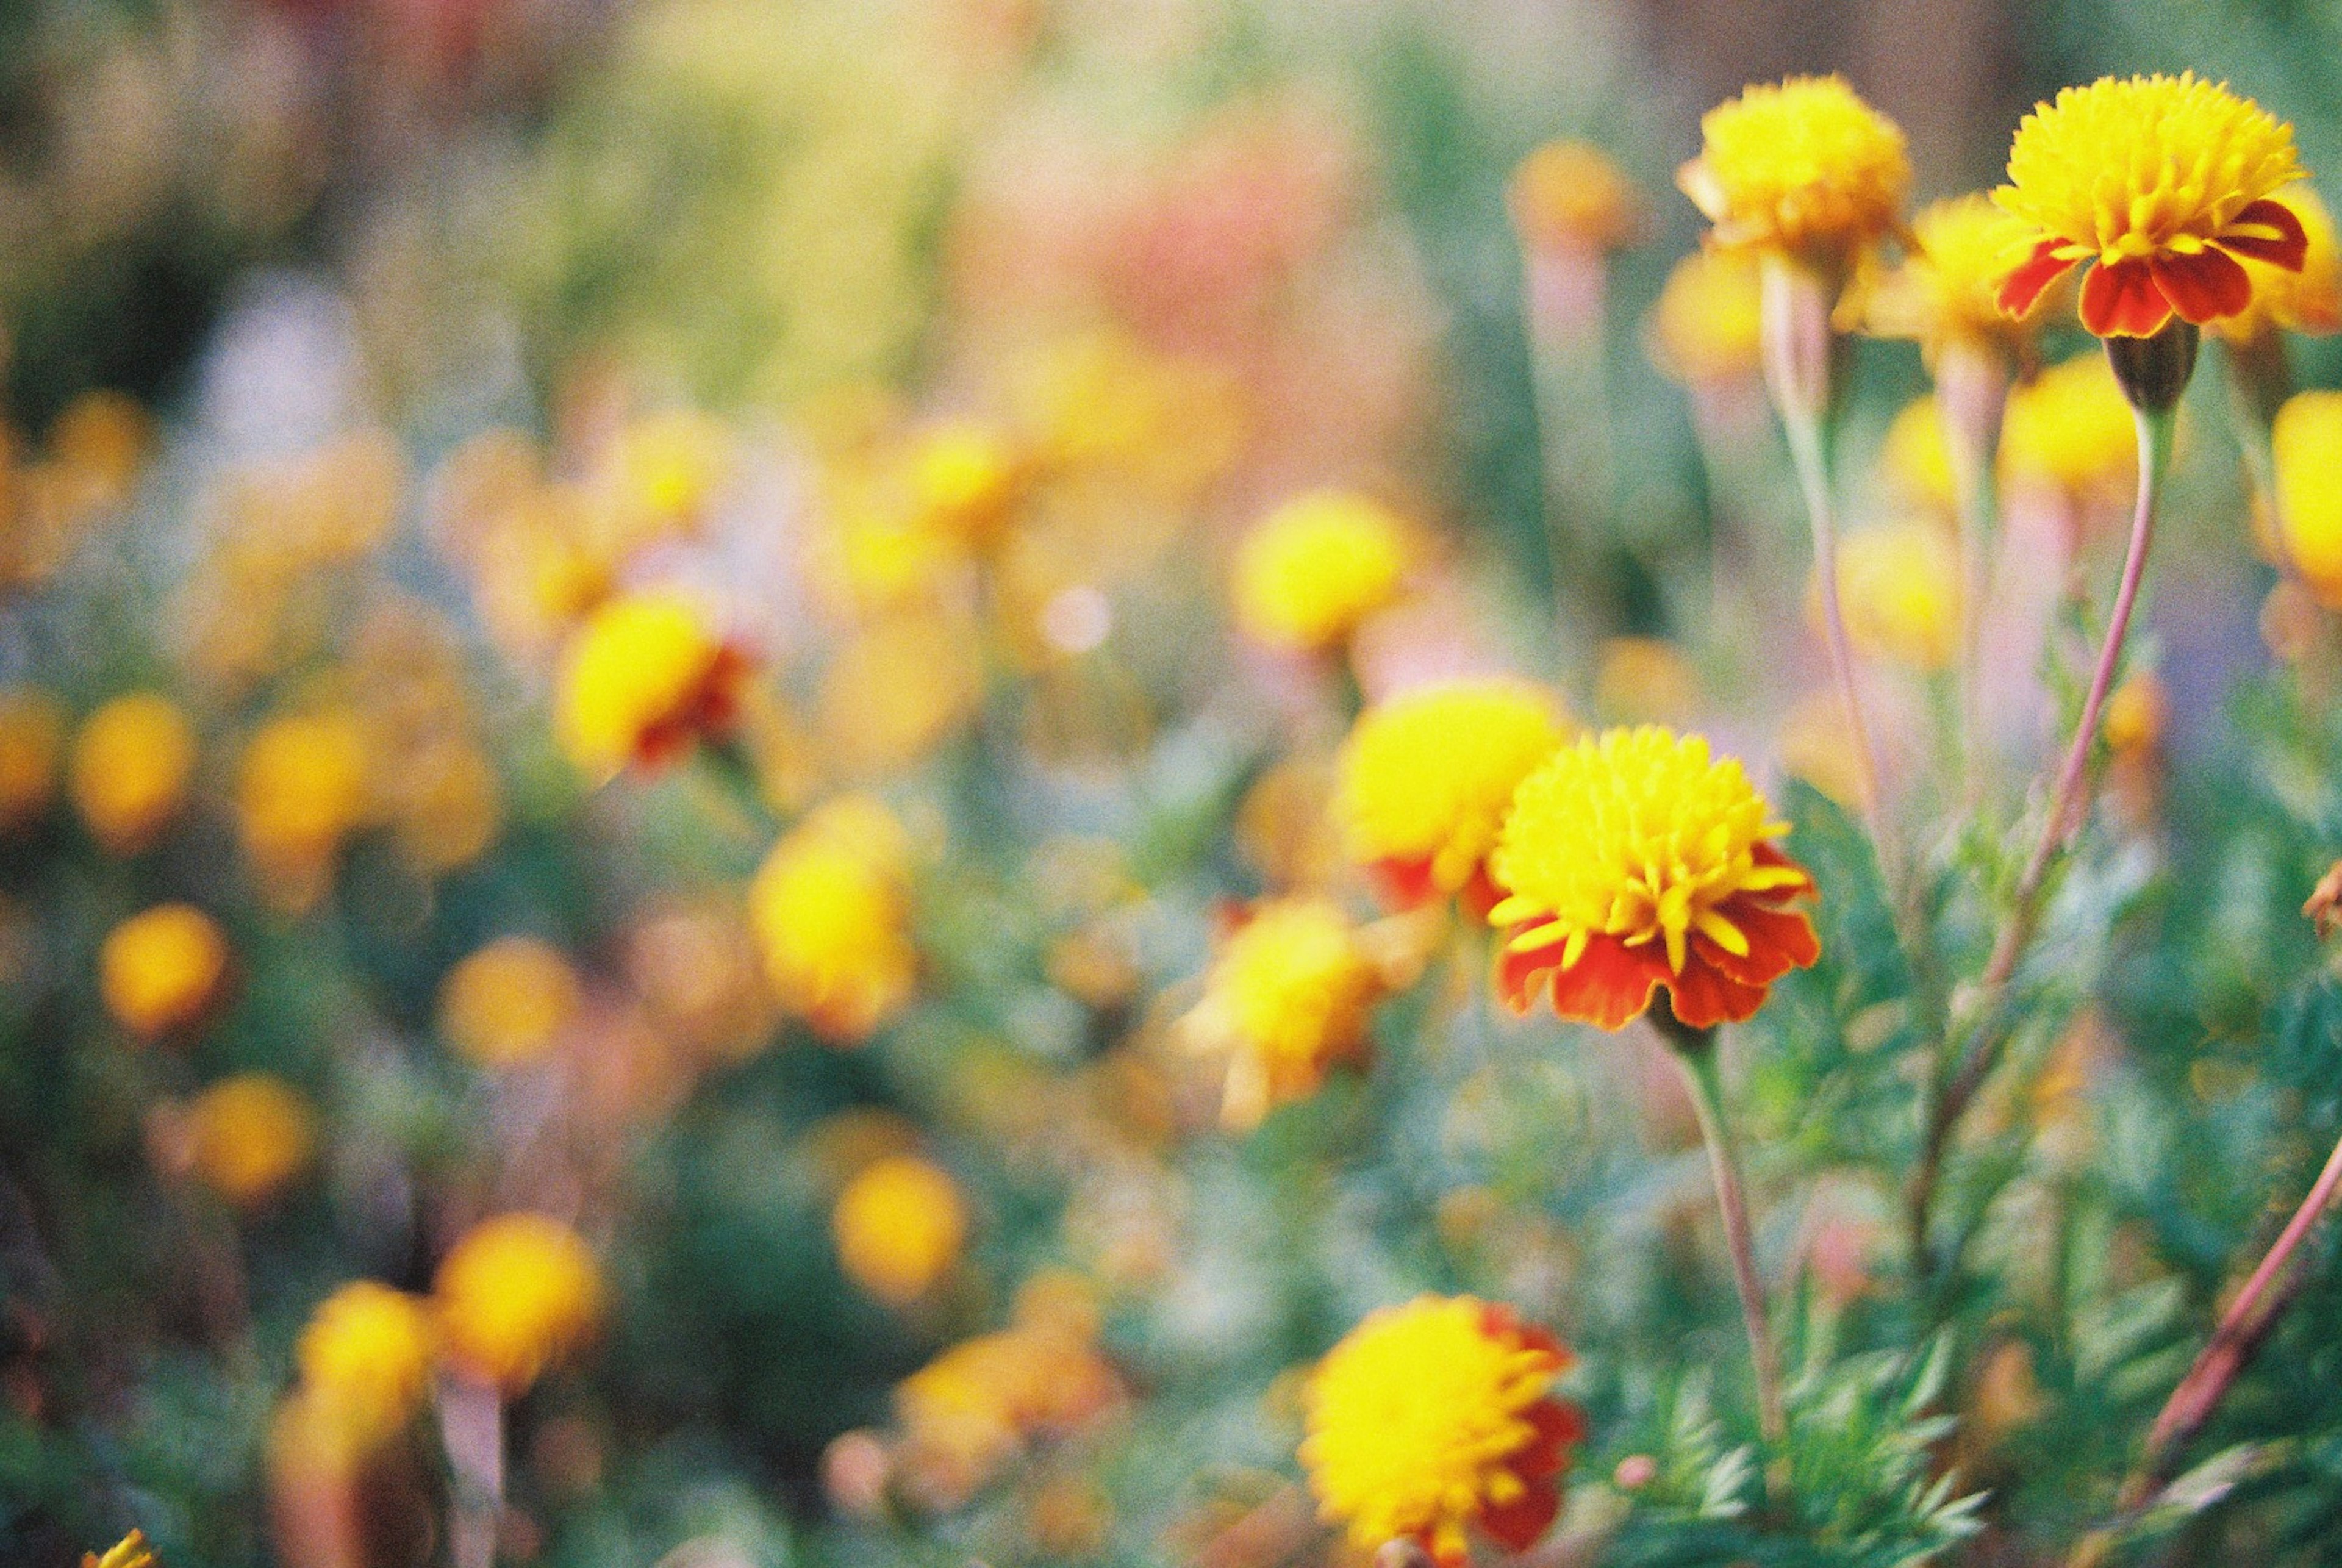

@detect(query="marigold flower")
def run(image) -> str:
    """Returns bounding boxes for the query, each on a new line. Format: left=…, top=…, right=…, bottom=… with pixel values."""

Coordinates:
left=182, top=1073, right=317, bottom=1207
left=1826, top=520, right=1960, bottom=670
left=2273, top=390, right=2342, bottom=606
left=1996, top=74, right=2308, bottom=338
left=437, top=936, right=582, bottom=1070
left=1508, top=140, right=1644, bottom=254
left=909, top=422, right=1023, bottom=548
left=1678, top=76, right=1910, bottom=267
left=1881, top=395, right=1958, bottom=512
left=1335, top=679, right=1565, bottom=911
left=237, top=711, right=373, bottom=906
left=1183, top=898, right=1384, bottom=1130
left=0, top=686, right=65, bottom=828
left=70, top=693, right=197, bottom=856
left=83, top=1532, right=156, bottom=1568
left=295, top=1280, right=437, bottom=1447
left=434, top=1212, right=604, bottom=1392
left=554, top=590, right=746, bottom=781
left=1649, top=248, right=1764, bottom=388
left=833, top=1153, right=969, bottom=1306
left=1869, top=192, right=2046, bottom=356
left=1301, top=1295, right=1585, bottom=1568
left=1489, top=727, right=1819, bottom=1030
left=598, top=408, right=729, bottom=549
left=750, top=795, right=919, bottom=1044
left=100, top=904, right=230, bottom=1041
left=2215, top=181, right=2342, bottom=342
left=2000, top=353, right=2136, bottom=503
left=1232, top=491, right=1412, bottom=654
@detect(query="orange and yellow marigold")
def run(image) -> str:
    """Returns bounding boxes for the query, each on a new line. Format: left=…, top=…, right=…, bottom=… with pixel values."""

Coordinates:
left=1678, top=75, right=1910, bottom=268
left=1183, top=898, right=1385, bottom=1131
left=555, top=590, right=745, bottom=781
left=434, top=1212, right=604, bottom=1393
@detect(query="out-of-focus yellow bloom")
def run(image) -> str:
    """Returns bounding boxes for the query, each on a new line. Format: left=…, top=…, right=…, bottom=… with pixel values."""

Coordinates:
left=1232, top=491, right=1412, bottom=654
left=1868, top=192, right=2044, bottom=359
left=556, top=590, right=745, bottom=782
left=1014, top=330, right=1246, bottom=503
left=49, top=391, right=154, bottom=509
left=833, top=1153, right=969, bottom=1306
left=809, top=501, right=967, bottom=617
left=434, top=1212, right=604, bottom=1393
left=182, top=1073, right=317, bottom=1206
left=1649, top=248, right=1765, bottom=387
left=70, top=692, right=196, bottom=855
left=1881, top=395, right=1958, bottom=512
left=2000, top=354, right=2137, bottom=504
left=100, top=904, right=229, bottom=1041
left=389, top=739, right=503, bottom=875
left=1336, top=680, right=1564, bottom=911
left=1593, top=636, right=1700, bottom=724
left=2216, top=182, right=2342, bottom=342
left=1302, top=1295, right=1584, bottom=1568
left=1828, top=521, right=1960, bottom=670
left=598, top=408, right=729, bottom=550
left=237, top=711, right=373, bottom=907
left=1489, top=727, right=1818, bottom=1031
left=0, top=686, right=65, bottom=828
left=82, top=1531, right=156, bottom=1568
left=1508, top=141, right=1644, bottom=254
left=295, top=1280, right=438, bottom=1447
left=437, top=937, right=582, bottom=1070
left=1183, top=898, right=1384, bottom=1130
left=2274, top=391, right=2342, bottom=606
left=1678, top=76, right=1909, bottom=268
left=750, top=795, right=918, bottom=1044
left=2105, top=671, right=2169, bottom=754
left=819, top=616, right=981, bottom=776
left=909, top=423, right=1023, bottom=549
left=1995, top=74, right=2305, bottom=338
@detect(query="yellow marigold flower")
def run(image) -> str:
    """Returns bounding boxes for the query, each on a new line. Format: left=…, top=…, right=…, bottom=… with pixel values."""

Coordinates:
left=296, top=1280, right=437, bottom=1448
left=833, top=1153, right=969, bottom=1306
left=237, top=711, right=373, bottom=905
left=599, top=408, right=729, bottom=548
left=1826, top=520, right=1960, bottom=670
left=1183, top=898, right=1384, bottom=1131
left=909, top=423, right=1023, bottom=549
left=1489, top=727, right=1819, bottom=1031
left=434, top=1212, right=604, bottom=1392
left=750, top=795, right=918, bottom=1044
left=83, top=1531, right=156, bottom=1568
left=2000, top=353, right=2136, bottom=502
left=70, top=693, right=197, bottom=856
left=2274, top=390, right=2342, bottom=606
left=1649, top=248, right=1764, bottom=387
left=1232, top=492, right=1412, bottom=654
left=183, top=1073, right=317, bottom=1206
left=1335, top=679, right=1564, bottom=911
left=1301, top=1295, right=1585, bottom=1568
left=437, top=936, right=582, bottom=1070
left=2104, top=671, right=2169, bottom=754
left=1996, top=73, right=2307, bottom=338
left=1869, top=192, right=2046, bottom=356
left=1880, top=395, right=1958, bottom=513
left=1678, top=76, right=1910, bottom=265
left=2215, top=181, right=2342, bottom=342
left=100, top=904, right=229, bottom=1042
left=0, top=686, right=65, bottom=828
left=1508, top=140, right=1645, bottom=254
left=555, top=590, right=746, bottom=782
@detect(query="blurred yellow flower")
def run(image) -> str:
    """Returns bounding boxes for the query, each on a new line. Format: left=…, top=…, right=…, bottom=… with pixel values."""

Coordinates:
left=1827, top=520, right=1960, bottom=670
left=2105, top=671, right=2169, bottom=754
left=2274, top=390, right=2342, bottom=606
left=598, top=408, right=730, bottom=551
left=100, top=904, right=229, bottom=1042
left=295, top=1280, right=438, bottom=1448
left=1302, top=1295, right=1583, bottom=1568
left=183, top=1073, right=317, bottom=1207
left=434, top=1213, right=604, bottom=1392
left=1868, top=192, right=2045, bottom=358
left=237, top=711, right=373, bottom=906
left=1232, top=491, right=1412, bottom=654
left=2000, top=353, right=2136, bottom=504
left=1648, top=248, right=1764, bottom=387
left=0, top=686, right=65, bottom=828
left=82, top=1531, right=156, bottom=1568
left=1183, top=898, right=1384, bottom=1131
left=1508, top=140, right=1644, bottom=254
left=1592, top=637, right=1700, bottom=724
left=438, top=936, right=582, bottom=1070
left=2215, top=181, right=2342, bottom=342
left=818, top=616, right=981, bottom=776
left=1880, top=395, right=1957, bottom=513
left=909, top=422, right=1023, bottom=550
left=70, top=692, right=196, bottom=856
left=1336, top=679, right=1564, bottom=911
left=1678, top=76, right=1909, bottom=267
left=750, top=795, right=918, bottom=1044
left=833, top=1153, right=969, bottom=1306
left=556, top=590, right=745, bottom=782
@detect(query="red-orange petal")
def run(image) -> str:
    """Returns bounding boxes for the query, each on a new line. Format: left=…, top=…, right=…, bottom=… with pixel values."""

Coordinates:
left=2219, top=198, right=2309, bottom=268
left=1697, top=900, right=1822, bottom=989
left=1539, top=935, right=1670, bottom=1031
left=1662, top=954, right=1772, bottom=1029
left=1368, top=854, right=1442, bottom=912
left=2151, top=247, right=2252, bottom=324
left=2000, top=235, right=2079, bottom=318
left=2079, top=257, right=2174, bottom=338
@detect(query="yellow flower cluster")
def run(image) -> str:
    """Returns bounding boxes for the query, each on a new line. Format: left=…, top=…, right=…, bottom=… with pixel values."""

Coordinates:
left=236, top=710, right=375, bottom=911
left=294, top=1280, right=439, bottom=1450
left=1649, top=248, right=1765, bottom=388
left=1868, top=192, right=2043, bottom=358
left=2000, top=353, right=2137, bottom=504
left=1830, top=520, right=1961, bottom=670
left=750, top=795, right=919, bottom=1044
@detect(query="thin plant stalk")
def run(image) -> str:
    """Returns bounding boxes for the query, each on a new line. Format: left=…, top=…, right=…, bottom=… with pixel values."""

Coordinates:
left=1776, top=404, right=1886, bottom=839
left=1935, top=342, right=2011, bottom=813
left=442, top=1371, right=505, bottom=1568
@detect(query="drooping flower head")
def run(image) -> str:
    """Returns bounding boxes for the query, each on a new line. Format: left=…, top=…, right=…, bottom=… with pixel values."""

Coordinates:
left=1302, top=1295, right=1586, bottom=1568
left=555, top=590, right=747, bottom=781
left=1335, top=679, right=1565, bottom=912
left=433, top=1212, right=604, bottom=1393
left=1869, top=192, right=2047, bottom=359
left=1488, top=727, right=1818, bottom=1030
left=1678, top=76, right=1910, bottom=271
left=1997, top=73, right=2308, bottom=338
left=1232, top=491, right=1412, bottom=654
left=1182, top=897, right=1386, bottom=1130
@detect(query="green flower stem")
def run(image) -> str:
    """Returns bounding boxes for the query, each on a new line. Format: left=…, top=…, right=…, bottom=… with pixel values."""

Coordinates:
left=1663, top=1017, right=1788, bottom=1448
left=1935, top=340, right=2010, bottom=813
